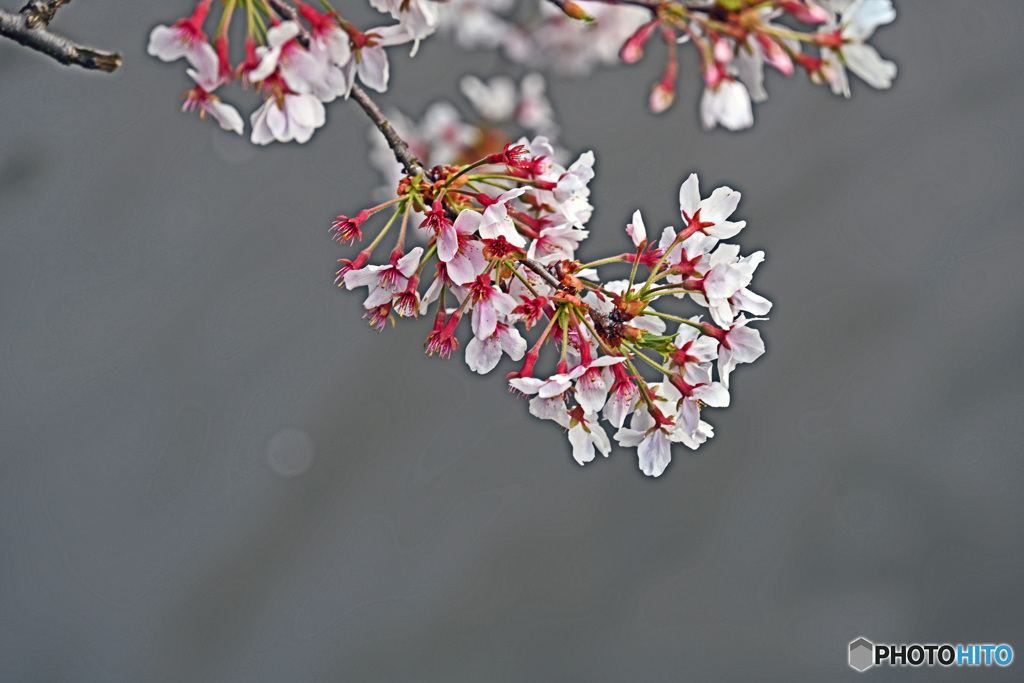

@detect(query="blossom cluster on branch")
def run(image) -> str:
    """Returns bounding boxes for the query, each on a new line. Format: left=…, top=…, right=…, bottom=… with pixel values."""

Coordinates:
left=141, top=0, right=902, bottom=476
left=148, top=0, right=896, bottom=143
left=148, top=0, right=439, bottom=143
left=367, top=72, right=563, bottom=201
left=334, top=138, right=769, bottom=476
left=441, top=0, right=897, bottom=130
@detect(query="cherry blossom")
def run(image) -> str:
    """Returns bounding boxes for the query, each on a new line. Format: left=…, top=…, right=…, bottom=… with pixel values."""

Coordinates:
left=467, top=274, right=518, bottom=339
left=438, top=210, right=488, bottom=286
left=465, top=323, right=527, bottom=374
left=180, top=40, right=242, bottom=135
left=370, top=0, right=441, bottom=51
left=344, top=248, right=424, bottom=309
left=249, top=91, right=326, bottom=145
left=678, top=173, right=746, bottom=241
left=818, top=0, right=898, bottom=97
left=700, top=78, right=754, bottom=132
left=567, top=408, right=612, bottom=465
left=147, top=0, right=213, bottom=69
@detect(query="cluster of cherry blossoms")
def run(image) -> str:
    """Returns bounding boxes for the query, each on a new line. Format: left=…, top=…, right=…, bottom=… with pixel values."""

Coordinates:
left=367, top=72, right=563, bottom=200
left=440, top=0, right=897, bottom=131
left=334, top=138, right=769, bottom=477
left=140, top=0, right=906, bottom=477
left=147, top=0, right=441, bottom=144
left=439, top=0, right=650, bottom=75
left=148, top=0, right=897, bottom=144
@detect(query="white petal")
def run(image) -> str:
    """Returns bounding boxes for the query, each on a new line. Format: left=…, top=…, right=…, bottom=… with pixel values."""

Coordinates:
left=362, top=284, right=394, bottom=309
left=626, top=209, right=647, bottom=248
left=693, top=382, right=730, bottom=408
left=267, top=21, right=302, bottom=48
left=472, top=301, right=497, bottom=339
left=446, top=255, right=476, bottom=286
left=637, top=430, right=672, bottom=477
left=575, top=369, right=610, bottom=415
left=703, top=220, right=746, bottom=240
left=567, top=424, right=597, bottom=465
left=844, top=43, right=897, bottom=90
left=147, top=25, right=188, bottom=62
left=465, top=335, right=503, bottom=374
left=249, top=100, right=275, bottom=145
left=396, top=247, right=423, bottom=277
left=498, top=326, right=527, bottom=361
left=247, top=46, right=281, bottom=84
left=679, top=173, right=700, bottom=218
left=357, top=46, right=389, bottom=93
left=603, top=387, right=637, bottom=430
left=529, top=395, right=569, bottom=426
left=726, top=324, right=766, bottom=364
left=344, top=266, right=380, bottom=290
left=701, top=186, right=741, bottom=224
left=732, top=288, right=773, bottom=316
left=207, top=100, right=244, bottom=135
left=509, top=377, right=545, bottom=395
left=188, top=41, right=220, bottom=83
left=844, top=0, right=896, bottom=42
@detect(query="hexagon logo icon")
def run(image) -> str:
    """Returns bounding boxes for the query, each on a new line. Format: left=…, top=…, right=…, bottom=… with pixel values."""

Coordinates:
left=849, top=637, right=874, bottom=672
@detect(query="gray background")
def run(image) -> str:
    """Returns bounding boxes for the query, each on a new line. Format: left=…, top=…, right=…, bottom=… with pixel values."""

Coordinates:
left=2, top=2, right=1022, bottom=681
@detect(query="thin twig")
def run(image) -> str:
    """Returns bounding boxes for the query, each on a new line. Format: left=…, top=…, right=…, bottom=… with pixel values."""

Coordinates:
left=349, top=83, right=428, bottom=178
left=520, top=258, right=562, bottom=290
left=0, top=4, right=120, bottom=71
left=21, top=0, right=70, bottom=28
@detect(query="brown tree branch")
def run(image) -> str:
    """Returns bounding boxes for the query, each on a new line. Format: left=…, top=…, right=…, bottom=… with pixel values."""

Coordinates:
left=349, top=83, right=428, bottom=179
left=0, top=3, right=120, bottom=71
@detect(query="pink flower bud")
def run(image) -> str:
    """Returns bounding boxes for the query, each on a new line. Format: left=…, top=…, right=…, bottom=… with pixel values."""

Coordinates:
left=649, top=82, right=674, bottom=114
left=559, top=1, right=593, bottom=22
left=650, top=53, right=678, bottom=114
left=620, top=19, right=659, bottom=64
left=713, top=36, right=734, bottom=65
left=780, top=1, right=830, bottom=25
left=756, top=34, right=794, bottom=76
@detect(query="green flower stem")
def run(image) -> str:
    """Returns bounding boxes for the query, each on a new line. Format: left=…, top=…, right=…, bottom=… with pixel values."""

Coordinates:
left=469, top=174, right=547, bottom=186
left=578, top=255, right=627, bottom=270
left=578, top=279, right=616, bottom=298
left=643, top=287, right=693, bottom=298
left=416, top=242, right=438, bottom=276
left=626, top=248, right=642, bottom=294
left=645, top=310, right=704, bottom=332
left=364, top=200, right=405, bottom=255
left=216, top=0, right=237, bottom=39
left=394, top=202, right=411, bottom=252
left=559, top=313, right=570, bottom=364
left=620, top=341, right=673, bottom=376
left=443, top=158, right=493, bottom=190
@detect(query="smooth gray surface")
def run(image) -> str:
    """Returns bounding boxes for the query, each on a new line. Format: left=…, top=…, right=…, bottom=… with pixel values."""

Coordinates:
left=2, top=3, right=1023, bottom=681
